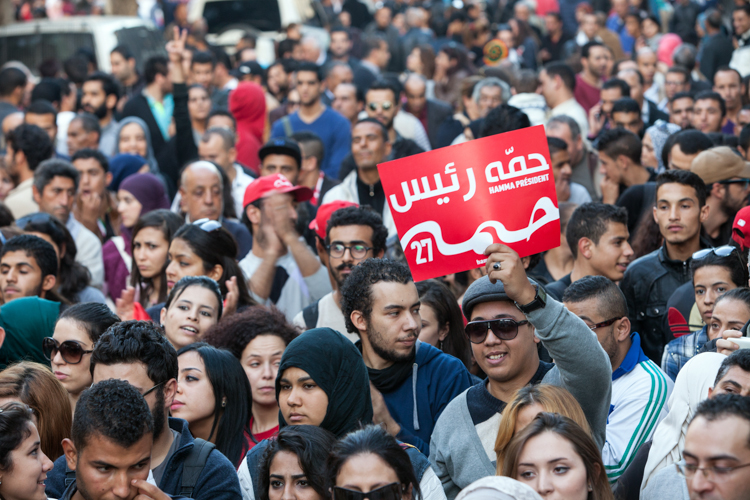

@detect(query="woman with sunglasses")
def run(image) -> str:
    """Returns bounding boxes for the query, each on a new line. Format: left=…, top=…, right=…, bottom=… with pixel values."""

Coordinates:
left=238, top=328, right=446, bottom=500
left=160, top=276, right=223, bottom=350
left=500, top=413, right=613, bottom=500
left=173, top=343, right=251, bottom=468
left=45, top=303, right=120, bottom=412
left=328, top=425, right=421, bottom=500
left=258, top=425, right=336, bottom=500
left=0, top=402, right=55, bottom=500
left=17, top=212, right=106, bottom=305
left=662, top=245, right=748, bottom=380
left=0, top=362, right=71, bottom=461
left=102, top=172, right=170, bottom=303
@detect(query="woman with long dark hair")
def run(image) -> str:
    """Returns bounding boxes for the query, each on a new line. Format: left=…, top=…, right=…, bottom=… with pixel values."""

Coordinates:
left=173, top=342, right=252, bottom=468
left=416, top=279, right=472, bottom=370
left=161, top=276, right=223, bottom=350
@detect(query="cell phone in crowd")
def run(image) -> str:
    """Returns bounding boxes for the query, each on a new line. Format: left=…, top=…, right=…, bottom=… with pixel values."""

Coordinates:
left=729, top=320, right=750, bottom=349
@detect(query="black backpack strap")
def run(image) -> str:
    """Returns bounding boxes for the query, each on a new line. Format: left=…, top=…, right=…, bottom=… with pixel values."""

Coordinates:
left=65, top=464, right=76, bottom=487
left=180, top=438, right=216, bottom=498
left=301, top=300, right=320, bottom=330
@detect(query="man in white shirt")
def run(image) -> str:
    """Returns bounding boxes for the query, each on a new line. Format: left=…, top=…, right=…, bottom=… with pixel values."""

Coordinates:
left=540, top=62, right=590, bottom=139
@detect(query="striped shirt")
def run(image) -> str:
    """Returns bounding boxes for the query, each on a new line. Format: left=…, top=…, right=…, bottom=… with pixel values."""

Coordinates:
left=603, top=333, right=673, bottom=483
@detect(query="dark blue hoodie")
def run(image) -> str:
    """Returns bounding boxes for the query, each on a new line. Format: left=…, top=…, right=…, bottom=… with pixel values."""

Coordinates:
left=387, top=340, right=474, bottom=455
left=45, top=418, right=241, bottom=500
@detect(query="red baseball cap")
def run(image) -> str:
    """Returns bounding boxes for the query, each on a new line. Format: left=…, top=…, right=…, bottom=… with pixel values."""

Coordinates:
left=732, top=206, right=750, bottom=251
left=243, top=174, right=313, bottom=208
left=309, top=200, right=359, bottom=239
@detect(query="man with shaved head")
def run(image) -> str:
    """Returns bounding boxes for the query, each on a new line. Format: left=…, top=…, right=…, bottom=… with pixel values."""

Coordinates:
left=178, top=160, right=252, bottom=258
left=403, top=74, right=452, bottom=150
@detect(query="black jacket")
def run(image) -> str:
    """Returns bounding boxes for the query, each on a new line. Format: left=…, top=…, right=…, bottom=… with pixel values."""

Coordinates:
left=425, top=99, right=453, bottom=149
left=645, top=100, right=669, bottom=129
left=120, top=93, right=168, bottom=159
left=699, top=32, right=734, bottom=83
left=620, top=240, right=708, bottom=363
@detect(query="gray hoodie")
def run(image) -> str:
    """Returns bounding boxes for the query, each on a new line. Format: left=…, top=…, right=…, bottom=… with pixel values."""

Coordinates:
left=429, top=296, right=612, bottom=499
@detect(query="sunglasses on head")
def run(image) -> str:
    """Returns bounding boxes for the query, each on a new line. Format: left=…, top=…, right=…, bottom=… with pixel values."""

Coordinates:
left=693, top=245, right=739, bottom=261
left=464, top=317, right=529, bottom=344
left=192, top=218, right=223, bottom=232
left=42, top=337, right=93, bottom=365
left=367, top=102, right=393, bottom=111
left=333, top=483, right=403, bottom=500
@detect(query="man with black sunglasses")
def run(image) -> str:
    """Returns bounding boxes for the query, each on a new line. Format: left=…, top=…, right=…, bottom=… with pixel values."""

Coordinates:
left=429, top=244, right=611, bottom=499
left=43, top=320, right=242, bottom=500
left=563, top=275, right=672, bottom=483
left=690, top=146, right=750, bottom=248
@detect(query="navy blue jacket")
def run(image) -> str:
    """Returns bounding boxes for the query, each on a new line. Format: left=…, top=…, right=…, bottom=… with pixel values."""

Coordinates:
left=45, top=418, right=241, bottom=500
left=387, top=340, right=474, bottom=455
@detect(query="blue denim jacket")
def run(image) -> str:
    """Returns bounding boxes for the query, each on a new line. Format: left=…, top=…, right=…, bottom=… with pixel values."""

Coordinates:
left=661, top=325, right=709, bottom=381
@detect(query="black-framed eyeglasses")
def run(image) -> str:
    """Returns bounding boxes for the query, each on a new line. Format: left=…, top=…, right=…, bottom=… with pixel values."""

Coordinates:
left=333, top=483, right=403, bottom=500
left=142, top=381, right=165, bottom=398
left=586, top=317, right=622, bottom=331
left=693, top=245, right=740, bottom=261
left=327, top=243, right=373, bottom=259
left=192, top=218, right=223, bottom=233
left=465, top=318, right=530, bottom=344
left=16, top=212, right=54, bottom=230
left=367, top=101, right=393, bottom=111
left=675, top=460, right=750, bottom=482
left=42, top=337, right=93, bottom=365
left=718, top=179, right=750, bottom=188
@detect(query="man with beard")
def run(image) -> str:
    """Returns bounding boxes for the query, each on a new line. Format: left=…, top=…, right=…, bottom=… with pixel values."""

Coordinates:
left=293, top=204, right=387, bottom=338
left=690, top=147, right=750, bottom=247
left=81, top=72, right=120, bottom=157
left=270, top=62, right=351, bottom=178
left=575, top=42, right=612, bottom=115
left=43, top=321, right=242, bottom=500
left=240, top=173, right=332, bottom=321
left=340, top=258, right=474, bottom=455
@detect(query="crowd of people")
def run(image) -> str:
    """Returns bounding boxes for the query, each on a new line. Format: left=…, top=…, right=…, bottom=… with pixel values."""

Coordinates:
left=1, top=0, right=750, bottom=499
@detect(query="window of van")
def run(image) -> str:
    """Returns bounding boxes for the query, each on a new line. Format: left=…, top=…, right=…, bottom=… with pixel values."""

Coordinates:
left=0, top=32, right=94, bottom=76
left=202, top=0, right=282, bottom=34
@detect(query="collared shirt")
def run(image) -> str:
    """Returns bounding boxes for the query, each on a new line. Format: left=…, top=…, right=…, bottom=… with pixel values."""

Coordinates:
left=612, top=332, right=652, bottom=381
left=661, top=325, right=709, bottom=381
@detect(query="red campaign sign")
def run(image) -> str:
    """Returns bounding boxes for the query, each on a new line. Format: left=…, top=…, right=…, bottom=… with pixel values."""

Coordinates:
left=378, top=125, right=560, bottom=282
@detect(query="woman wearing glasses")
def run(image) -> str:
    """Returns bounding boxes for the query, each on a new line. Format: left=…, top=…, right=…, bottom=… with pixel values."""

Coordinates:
left=258, top=425, right=336, bottom=500
left=103, top=173, right=170, bottom=303
left=328, top=425, right=421, bottom=500
left=500, top=413, right=613, bottom=500
left=45, top=303, right=120, bottom=412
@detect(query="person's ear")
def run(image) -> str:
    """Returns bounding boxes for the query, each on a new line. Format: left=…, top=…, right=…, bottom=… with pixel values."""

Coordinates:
left=105, top=171, right=113, bottom=188
left=700, top=203, right=710, bottom=223
left=710, top=182, right=725, bottom=200
left=616, top=154, right=629, bottom=170
left=375, top=248, right=385, bottom=258
left=41, top=274, right=56, bottom=293
left=351, top=310, right=367, bottom=333
left=62, top=438, right=78, bottom=471
left=207, top=264, right=223, bottom=282
left=579, top=237, right=594, bottom=259
left=163, top=378, right=178, bottom=408
left=32, top=185, right=41, bottom=204
left=105, top=94, right=117, bottom=111
left=384, top=140, right=392, bottom=157
left=246, top=205, right=261, bottom=225
left=160, top=306, right=167, bottom=326
left=229, top=147, right=237, bottom=165
left=616, top=316, right=631, bottom=341
left=438, top=323, right=450, bottom=342
left=708, top=386, right=714, bottom=399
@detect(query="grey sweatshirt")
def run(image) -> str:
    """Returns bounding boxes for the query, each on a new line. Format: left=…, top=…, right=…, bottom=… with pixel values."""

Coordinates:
left=428, top=296, right=612, bottom=500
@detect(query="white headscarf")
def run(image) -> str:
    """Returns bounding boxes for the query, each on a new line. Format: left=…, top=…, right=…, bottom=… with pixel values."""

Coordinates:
left=455, top=477, right=543, bottom=500
left=640, top=352, right=725, bottom=491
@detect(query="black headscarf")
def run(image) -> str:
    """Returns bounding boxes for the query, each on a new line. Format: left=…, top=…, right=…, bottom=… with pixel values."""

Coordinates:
left=276, top=328, right=373, bottom=438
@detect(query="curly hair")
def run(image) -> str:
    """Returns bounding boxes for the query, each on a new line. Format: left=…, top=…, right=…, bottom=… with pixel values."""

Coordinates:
left=71, top=379, right=154, bottom=452
left=202, top=306, right=299, bottom=359
left=340, top=258, right=413, bottom=335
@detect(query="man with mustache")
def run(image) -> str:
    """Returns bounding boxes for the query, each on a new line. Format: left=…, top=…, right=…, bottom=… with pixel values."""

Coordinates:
left=340, top=258, right=474, bottom=456
left=80, top=72, right=120, bottom=157
left=293, top=203, right=387, bottom=340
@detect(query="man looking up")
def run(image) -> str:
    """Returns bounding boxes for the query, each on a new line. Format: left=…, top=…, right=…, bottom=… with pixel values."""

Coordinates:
left=65, top=113, right=100, bottom=157
left=59, top=379, right=175, bottom=500
left=540, top=62, right=589, bottom=138
left=270, top=62, right=351, bottom=178
left=620, top=170, right=710, bottom=362
left=178, top=161, right=252, bottom=259
left=669, top=92, right=695, bottom=130
left=597, top=128, right=653, bottom=206
left=240, top=173, right=330, bottom=320
left=403, top=74, right=453, bottom=150
left=290, top=131, right=340, bottom=206
left=546, top=203, right=633, bottom=300
left=547, top=115, right=598, bottom=198
left=429, top=244, right=612, bottom=499
left=563, top=276, right=672, bottom=483
left=5, top=124, right=54, bottom=219
left=294, top=204, right=387, bottom=337
left=575, top=41, right=611, bottom=114
left=32, top=159, right=104, bottom=287
left=692, top=91, right=726, bottom=134
left=44, top=320, right=242, bottom=499
left=340, top=258, right=474, bottom=455
left=713, top=67, right=745, bottom=135
left=690, top=146, right=750, bottom=246
left=81, top=72, right=120, bottom=157
left=322, top=119, right=397, bottom=237
left=0, top=234, right=59, bottom=303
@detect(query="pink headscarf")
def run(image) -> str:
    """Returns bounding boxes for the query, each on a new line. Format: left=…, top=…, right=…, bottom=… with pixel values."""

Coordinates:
left=657, top=34, right=683, bottom=66
left=229, top=82, right=266, bottom=173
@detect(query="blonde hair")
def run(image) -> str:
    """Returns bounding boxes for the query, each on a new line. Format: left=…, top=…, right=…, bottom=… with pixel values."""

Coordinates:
left=495, top=384, right=591, bottom=474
